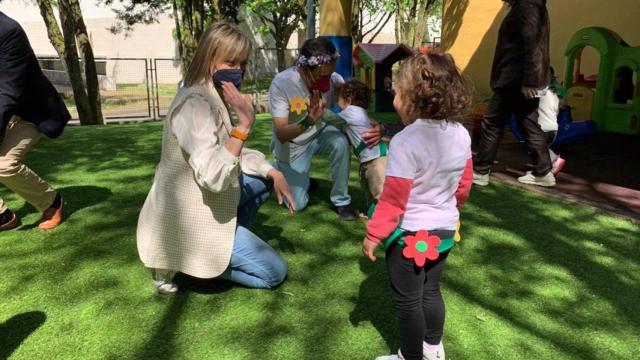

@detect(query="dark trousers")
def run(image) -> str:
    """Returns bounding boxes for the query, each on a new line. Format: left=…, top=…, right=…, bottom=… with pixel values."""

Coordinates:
left=474, top=89, right=552, bottom=176
left=385, top=230, right=453, bottom=360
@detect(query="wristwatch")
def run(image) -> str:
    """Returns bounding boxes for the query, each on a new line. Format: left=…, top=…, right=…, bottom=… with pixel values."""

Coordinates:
left=230, top=127, right=250, bottom=141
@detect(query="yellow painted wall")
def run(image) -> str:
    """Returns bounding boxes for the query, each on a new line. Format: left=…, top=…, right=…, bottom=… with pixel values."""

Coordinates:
left=319, top=0, right=352, bottom=36
left=442, top=0, right=640, bottom=98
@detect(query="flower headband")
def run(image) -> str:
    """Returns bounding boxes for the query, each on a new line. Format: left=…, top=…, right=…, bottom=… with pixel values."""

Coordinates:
left=296, top=53, right=340, bottom=67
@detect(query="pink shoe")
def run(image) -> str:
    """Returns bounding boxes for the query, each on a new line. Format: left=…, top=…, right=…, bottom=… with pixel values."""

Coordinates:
left=552, top=156, right=565, bottom=175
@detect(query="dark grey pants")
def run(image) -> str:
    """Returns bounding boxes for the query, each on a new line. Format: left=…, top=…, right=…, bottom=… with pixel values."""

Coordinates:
left=474, top=89, right=552, bottom=176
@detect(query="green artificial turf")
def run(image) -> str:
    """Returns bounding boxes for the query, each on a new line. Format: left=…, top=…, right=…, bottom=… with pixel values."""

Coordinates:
left=0, top=115, right=638, bottom=360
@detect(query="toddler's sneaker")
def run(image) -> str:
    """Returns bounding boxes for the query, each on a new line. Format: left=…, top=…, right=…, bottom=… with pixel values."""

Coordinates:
left=517, top=171, right=556, bottom=187
left=551, top=156, right=565, bottom=175
left=423, top=342, right=445, bottom=360
left=375, top=350, right=405, bottom=360
left=472, top=171, right=490, bottom=186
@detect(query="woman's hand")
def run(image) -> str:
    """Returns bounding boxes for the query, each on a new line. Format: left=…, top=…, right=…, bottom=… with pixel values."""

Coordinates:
left=307, top=90, right=324, bottom=124
left=222, top=81, right=255, bottom=129
left=267, top=168, right=296, bottom=213
left=362, top=122, right=384, bottom=147
left=362, top=237, right=380, bottom=262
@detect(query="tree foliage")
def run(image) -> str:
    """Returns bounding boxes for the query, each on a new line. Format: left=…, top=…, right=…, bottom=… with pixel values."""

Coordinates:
left=104, top=0, right=242, bottom=74
left=351, top=0, right=396, bottom=44
left=244, top=0, right=306, bottom=71
left=395, top=0, right=442, bottom=48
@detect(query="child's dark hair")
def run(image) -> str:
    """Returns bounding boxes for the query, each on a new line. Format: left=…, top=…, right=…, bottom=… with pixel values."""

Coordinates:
left=395, top=52, right=471, bottom=121
left=336, top=79, right=371, bottom=109
left=298, top=38, right=337, bottom=69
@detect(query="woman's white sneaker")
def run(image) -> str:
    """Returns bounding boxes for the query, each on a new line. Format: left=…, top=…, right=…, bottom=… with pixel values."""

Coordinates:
left=152, top=268, right=178, bottom=294
left=154, top=280, right=178, bottom=294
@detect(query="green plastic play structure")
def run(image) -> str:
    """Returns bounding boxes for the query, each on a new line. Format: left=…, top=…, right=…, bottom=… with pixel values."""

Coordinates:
left=564, top=27, right=640, bottom=135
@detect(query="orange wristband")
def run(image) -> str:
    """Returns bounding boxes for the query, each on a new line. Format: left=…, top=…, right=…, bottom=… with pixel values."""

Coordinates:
left=230, top=127, right=250, bottom=141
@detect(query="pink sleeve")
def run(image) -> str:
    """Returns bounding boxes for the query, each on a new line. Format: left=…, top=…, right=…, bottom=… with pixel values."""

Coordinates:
left=455, top=158, right=473, bottom=209
left=366, top=176, right=413, bottom=243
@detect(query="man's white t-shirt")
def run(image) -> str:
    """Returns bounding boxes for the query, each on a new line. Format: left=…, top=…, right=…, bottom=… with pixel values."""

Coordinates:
left=268, top=67, right=344, bottom=163
left=386, top=119, right=471, bottom=231
left=338, top=105, right=381, bottom=163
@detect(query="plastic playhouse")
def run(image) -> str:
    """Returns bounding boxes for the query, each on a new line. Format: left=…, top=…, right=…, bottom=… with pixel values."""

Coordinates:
left=352, top=43, right=414, bottom=112
left=564, top=27, right=640, bottom=135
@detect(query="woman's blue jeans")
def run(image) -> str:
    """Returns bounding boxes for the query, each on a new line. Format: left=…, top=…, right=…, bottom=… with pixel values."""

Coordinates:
left=221, top=173, right=288, bottom=289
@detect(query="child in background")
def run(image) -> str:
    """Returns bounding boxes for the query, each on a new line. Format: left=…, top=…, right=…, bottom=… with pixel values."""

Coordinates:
left=336, top=80, right=388, bottom=213
left=538, top=67, right=565, bottom=175
left=362, top=52, right=473, bottom=360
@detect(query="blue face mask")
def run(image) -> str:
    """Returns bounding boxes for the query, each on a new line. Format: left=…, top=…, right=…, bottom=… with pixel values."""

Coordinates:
left=212, top=69, right=244, bottom=89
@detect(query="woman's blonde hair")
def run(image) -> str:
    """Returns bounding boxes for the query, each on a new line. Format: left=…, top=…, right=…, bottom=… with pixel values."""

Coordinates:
left=394, top=52, right=471, bottom=121
left=183, top=22, right=252, bottom=87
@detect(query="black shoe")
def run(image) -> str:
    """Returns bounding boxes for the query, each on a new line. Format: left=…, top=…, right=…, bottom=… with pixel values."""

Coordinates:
left=0, top=209, right=18, bottom=231
left=332, top=204, right=357, bottom=221
left=308, top=178, right=320, bottom=194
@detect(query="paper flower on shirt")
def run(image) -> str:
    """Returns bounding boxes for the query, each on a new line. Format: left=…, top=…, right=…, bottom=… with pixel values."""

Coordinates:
left=403, top=230, right=441, bottom=267
left=290, top=96, right=307, bottom=115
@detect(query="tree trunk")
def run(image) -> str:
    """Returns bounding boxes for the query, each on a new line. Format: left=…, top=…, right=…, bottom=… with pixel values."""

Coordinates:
left=414, top=5, right=428, bottom=46
left=66, top=0, right=103, bottom=125
left=395, top=0, right=402, bottom=44
left=351, top=0, right=362, bottom=44
left=178, top=1, right=201, bottom=75
left=274, top=36, right=288, bottom=72
left=38, top=0, right=95, bottom=125
left=414, top=0, right=436, bottom=47
left=173, top=0, right=183, bottom=60
left=270, top=14, right=291, bottom=72
left=37, top=1, right=65, bottom=59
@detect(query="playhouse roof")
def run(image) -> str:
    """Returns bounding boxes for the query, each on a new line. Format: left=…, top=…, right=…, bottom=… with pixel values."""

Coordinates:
left=353, top=43, right=415, bottom=68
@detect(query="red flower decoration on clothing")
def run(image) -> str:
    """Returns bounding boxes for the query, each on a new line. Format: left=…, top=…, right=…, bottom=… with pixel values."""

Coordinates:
left=402, top=230, right=441, bottom=267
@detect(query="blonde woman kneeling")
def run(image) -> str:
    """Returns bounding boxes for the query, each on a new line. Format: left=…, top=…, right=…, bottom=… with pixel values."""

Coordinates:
left=137, top=23, right=295, bottom=294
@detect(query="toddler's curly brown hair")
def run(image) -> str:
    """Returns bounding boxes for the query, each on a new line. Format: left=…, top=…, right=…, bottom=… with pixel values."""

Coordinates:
left=335, top=79, right=371, bottom=109
left=394, top=52, right=471, bottom=122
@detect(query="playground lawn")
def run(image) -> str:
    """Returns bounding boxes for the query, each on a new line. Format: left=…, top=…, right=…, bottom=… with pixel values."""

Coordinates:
left=1, top=115, right=638, bottom=360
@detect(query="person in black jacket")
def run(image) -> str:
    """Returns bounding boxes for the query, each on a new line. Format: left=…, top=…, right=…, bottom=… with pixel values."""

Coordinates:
left=473, top=0, right=555, bottom=187
left=0, top=12, right=70, bottom=231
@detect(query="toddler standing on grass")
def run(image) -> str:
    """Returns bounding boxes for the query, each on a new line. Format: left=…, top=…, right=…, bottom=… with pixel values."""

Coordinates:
left=336, top=79, right=388, bottom=213
left=362, top=52, right=473, bottom=360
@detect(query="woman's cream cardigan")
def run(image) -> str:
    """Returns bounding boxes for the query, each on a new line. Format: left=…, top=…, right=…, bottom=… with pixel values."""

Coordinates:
left=137, top=82, right=273, bottom=278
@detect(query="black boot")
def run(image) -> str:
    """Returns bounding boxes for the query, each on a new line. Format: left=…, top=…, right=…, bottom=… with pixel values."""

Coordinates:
left=332, top=203, right=357, bottom=221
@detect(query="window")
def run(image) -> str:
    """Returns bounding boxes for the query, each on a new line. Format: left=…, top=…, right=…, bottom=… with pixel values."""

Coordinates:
left=613, top=66, right=636, bottom=105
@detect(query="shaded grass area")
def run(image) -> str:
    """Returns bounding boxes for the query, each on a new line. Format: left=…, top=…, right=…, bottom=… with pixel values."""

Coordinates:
left=0, top=116, right=638, bottom=360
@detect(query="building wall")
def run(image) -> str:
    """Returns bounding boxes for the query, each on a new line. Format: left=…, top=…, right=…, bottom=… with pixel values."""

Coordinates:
left=442, top=0, right=640, bottom=97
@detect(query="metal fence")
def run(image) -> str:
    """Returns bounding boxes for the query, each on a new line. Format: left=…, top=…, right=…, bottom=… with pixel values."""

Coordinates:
left=153, top=58, right=182, bottom=118
left=38, top=49, right=298, bottom=121
left=40, top=57, right=153, bottom=121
